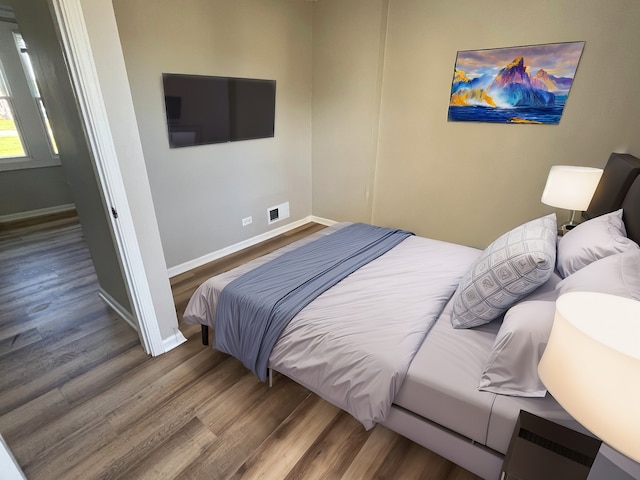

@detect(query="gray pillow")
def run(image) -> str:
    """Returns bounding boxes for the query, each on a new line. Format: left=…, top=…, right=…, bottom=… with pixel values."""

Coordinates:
left=479, top=274, right=560, bottom=397
left=451, top=214, right=557, bottom=329
left=556, top=209, right=639, bottom=278
left=481, top=249, right=640, bottom=398
left=556, top=249, right=640, bottom=300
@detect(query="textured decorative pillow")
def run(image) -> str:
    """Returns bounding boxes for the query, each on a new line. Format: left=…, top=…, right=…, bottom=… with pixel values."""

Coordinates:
left=556, top=249, right=640, bottom=300
left=556, top=209, right=639, bottom=278
left=479, top=274, right=560, bottom=397
left=451, top=214, right=557, bottom=329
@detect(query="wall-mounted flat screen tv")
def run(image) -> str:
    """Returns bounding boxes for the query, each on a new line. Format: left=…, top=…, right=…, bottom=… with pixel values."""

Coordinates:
left=162, top=73, right=276, bottom=148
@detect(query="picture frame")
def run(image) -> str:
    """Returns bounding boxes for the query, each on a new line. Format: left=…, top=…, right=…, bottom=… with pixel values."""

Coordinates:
left=448, top=41, right=585, bottom=125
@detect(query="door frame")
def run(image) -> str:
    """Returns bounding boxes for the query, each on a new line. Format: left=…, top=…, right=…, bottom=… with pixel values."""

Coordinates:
left=50, top=0, right=166, bottom=356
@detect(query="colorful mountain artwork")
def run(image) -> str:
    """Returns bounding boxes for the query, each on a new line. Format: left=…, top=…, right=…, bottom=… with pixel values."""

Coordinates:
left=448, top=42, right=585, bottom=124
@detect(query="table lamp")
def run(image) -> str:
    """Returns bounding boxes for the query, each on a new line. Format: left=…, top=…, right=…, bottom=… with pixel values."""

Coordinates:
left=538, top=292, right=640, bottom=464
left=541, top=166, right=603, bottom=233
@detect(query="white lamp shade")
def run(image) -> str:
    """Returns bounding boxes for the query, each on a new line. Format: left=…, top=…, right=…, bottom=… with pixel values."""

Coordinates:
left=538, top=292, right=640, bottom=462
left=541, top=165, right=603, bottom=211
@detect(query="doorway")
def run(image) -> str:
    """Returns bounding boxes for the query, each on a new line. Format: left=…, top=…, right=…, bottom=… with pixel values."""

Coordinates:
left=9, top=0, right=183, bottom=355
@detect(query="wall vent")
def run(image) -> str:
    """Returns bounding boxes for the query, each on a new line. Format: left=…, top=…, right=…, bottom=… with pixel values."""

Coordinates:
left=267, top=202, right=289, bottom=225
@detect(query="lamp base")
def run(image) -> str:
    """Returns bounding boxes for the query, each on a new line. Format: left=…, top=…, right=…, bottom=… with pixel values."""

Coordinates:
left=559, top=222, right=578, bottom=236
left=558, top=210, right=580, bottom=236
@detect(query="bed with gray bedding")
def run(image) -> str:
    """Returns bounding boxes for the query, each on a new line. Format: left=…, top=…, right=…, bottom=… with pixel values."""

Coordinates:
left=184, top=153, right=640, bottom=479
left=187, top=223, right=479, bottom=429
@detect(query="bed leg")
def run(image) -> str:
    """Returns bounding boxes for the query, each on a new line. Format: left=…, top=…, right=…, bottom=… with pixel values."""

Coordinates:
left=268, top=368, right=273, bottom=388
left=201, top=325, right=209, bottom=345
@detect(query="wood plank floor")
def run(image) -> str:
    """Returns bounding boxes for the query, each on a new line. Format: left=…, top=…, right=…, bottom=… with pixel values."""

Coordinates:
left=0, top=217, right=481, bottom=479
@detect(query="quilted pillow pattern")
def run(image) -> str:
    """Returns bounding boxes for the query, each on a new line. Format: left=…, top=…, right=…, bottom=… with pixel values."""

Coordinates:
left=451, top=214, right=557, bottom=329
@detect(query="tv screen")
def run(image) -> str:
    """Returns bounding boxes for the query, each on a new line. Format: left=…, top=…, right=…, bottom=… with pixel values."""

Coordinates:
left=162, top=73, right=276, bottom=148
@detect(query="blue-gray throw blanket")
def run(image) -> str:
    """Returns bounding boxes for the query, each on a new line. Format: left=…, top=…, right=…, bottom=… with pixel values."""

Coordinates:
left=213, top=223, right=413, bottom=381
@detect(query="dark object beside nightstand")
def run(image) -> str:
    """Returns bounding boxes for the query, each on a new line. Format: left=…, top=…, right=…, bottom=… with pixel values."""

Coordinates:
left=501, top=410, right=602, bottom=480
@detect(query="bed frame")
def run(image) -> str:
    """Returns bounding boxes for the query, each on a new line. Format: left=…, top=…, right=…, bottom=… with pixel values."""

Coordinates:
left=382, top=152, right=640, bottom=479
left=197, top=152, right=640, bottom=479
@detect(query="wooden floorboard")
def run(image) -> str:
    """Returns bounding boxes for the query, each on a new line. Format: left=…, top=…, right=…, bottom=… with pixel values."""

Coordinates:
left=0, top=216, right=481, bottom=479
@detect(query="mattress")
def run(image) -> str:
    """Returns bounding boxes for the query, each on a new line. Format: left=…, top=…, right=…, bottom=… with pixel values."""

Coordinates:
left=393, top=298, right=500, bottom=445
left=395, top=294, right=590, bottom=455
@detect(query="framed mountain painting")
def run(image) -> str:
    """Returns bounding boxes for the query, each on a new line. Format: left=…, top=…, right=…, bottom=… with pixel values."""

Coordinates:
left=448, top=41, right=585, bottom=124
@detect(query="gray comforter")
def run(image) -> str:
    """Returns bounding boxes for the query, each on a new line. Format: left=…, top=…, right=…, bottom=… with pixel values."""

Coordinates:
left=213, top=223, right=413, bottom=381
left=184, top=223, right=480, bottom=429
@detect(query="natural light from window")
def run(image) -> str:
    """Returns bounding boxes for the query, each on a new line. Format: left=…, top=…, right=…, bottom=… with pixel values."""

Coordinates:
left=14, top=32, right=58, bottom=155
left=0, top=61, right=26, bottom=159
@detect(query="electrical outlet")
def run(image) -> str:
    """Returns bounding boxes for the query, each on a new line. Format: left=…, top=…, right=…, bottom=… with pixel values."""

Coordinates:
left=242, top=216, right=252, bottom=227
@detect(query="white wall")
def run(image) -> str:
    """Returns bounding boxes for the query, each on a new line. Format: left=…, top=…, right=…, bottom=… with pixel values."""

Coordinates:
left=372, top=0, right=640, bottom=248
left=112, top=0, right=313, bottom=269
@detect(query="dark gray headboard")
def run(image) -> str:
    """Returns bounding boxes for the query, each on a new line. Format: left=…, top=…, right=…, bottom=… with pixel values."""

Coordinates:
left=621, top=176, right=640, bottom=244
left=585, top=153, right=640, bottom=219
left=583, top=152, right=640, bottom=245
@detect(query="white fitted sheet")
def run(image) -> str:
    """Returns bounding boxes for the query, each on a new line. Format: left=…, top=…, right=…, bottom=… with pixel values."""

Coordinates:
left=396, top=290, right=587, bottom=455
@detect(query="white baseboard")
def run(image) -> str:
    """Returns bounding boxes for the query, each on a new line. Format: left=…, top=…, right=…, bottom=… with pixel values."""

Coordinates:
left=168, top=215, right=338, bottom=278
left=99, top=288, right=187, bottom=353
left=98, top=288, right=138, bottom=331
left=0, top=203, right=75, bottom=223
left=162, top=329, right=188, bottom=353
left=309, top=215, right=338, bottom=226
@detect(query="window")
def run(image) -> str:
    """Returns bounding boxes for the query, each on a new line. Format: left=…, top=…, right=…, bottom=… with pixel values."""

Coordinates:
left=0, top=21, right=60, bottom=171
left=14, top=32, right=58, bottom=155
left=0, top=62, right=27, bottom=158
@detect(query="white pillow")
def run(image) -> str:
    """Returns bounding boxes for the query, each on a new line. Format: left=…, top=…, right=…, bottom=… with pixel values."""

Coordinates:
left=481, top=249, right=640, bottom=398
left=556, top=249, right=640, bottom=300
left=556, top=209, right=639, bottom=278
left=451, top=214, right=557, bottom=329
left=479, top=274, right=560, bottom=397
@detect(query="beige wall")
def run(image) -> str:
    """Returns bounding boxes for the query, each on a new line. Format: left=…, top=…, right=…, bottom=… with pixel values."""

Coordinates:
left=96, top=0, right=640, bottom=278
left=372, top=0, right=640, bottom=248
left=112, top=0, right=313, bottom=269
left=311, top=0, right=388, bottom=223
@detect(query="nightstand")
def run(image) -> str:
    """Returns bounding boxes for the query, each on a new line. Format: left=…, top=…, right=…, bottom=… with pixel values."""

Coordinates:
left=500, top=410, right=602, bottom=480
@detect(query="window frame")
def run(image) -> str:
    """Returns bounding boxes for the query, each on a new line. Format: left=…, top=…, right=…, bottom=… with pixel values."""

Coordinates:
left=13, top=31, right=59, bottom=156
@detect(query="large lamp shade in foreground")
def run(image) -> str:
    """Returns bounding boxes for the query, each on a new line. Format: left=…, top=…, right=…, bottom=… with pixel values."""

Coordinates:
left=538, top=292, right=640, bottom=463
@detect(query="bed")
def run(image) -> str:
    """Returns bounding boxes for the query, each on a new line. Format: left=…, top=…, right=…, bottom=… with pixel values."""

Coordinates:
left=183, top=152, right=640, bottom=479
